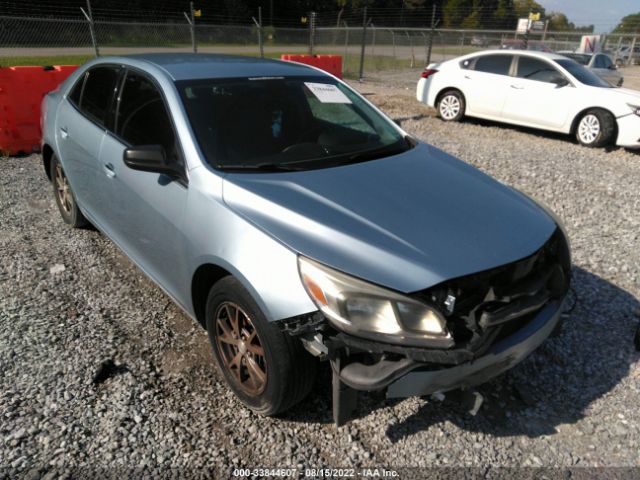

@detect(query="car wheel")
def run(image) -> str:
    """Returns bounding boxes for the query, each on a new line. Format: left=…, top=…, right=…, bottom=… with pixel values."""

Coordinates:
left=437, top=90, right=465, bottom=122
left=51, top=154, right=88, bottom=228
left=205, top=276, right=317, bottom=416
left=575, top=109, right=616, bottom=148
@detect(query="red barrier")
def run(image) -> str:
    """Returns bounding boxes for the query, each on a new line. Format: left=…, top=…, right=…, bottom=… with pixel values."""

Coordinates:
left=280, top=54, right=343, bottom=79
left=0, top=65, right=78, bottom=156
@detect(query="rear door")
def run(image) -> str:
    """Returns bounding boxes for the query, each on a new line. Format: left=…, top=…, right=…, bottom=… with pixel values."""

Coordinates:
left=98, top=68, right=190, bottom=301
left=461, top=54, right=514, bottom=117
left=55, top=65, right=121, bottom=224
left=501, top=55, right=574, bottom=130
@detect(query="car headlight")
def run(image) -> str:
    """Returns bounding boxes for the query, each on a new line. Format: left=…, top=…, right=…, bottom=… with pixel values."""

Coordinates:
left=627, top=104, right=640, bottom=116
left=298, top=256, right=454, bottom=348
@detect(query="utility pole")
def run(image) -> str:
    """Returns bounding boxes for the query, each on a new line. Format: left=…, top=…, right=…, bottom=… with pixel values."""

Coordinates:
left=358, top=7, right=368, bottom=81
left=269, top=0, right=273, bottom=26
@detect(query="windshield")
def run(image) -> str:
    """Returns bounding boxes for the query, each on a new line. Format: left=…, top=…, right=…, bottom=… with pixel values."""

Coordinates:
left=554, top=59, right=612, bottom=88
left=176, top=76, right=411, bottom=171
left=561, top=53, right=590, bottom=65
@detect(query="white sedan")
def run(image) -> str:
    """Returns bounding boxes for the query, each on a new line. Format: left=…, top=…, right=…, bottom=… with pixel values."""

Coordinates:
left=417, top=50, right=640, bottom=148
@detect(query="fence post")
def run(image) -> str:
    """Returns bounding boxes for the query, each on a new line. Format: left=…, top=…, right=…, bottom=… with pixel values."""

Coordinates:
left=183, top=2, right=198, bottom=53
left=309, top=11, right=316, bottom=55
left=255, top=7, right=264, bottom=58
left=343, top=21, right=349, bottom=74
left=371, top=23, right=376, bottom=56
left=389, top=29, right=396, bottom=58
left=426, top=4, right=436, bottom=66
left=358, top=7, right=368, bottom=81
left=629, top=35, right=637, bottom=66
left=80, top=0, right=99, bottom=57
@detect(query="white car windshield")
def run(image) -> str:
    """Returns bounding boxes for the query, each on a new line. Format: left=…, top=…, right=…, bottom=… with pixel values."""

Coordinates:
left=554, top=59, right=613, bottom=88
left=176, top=76, right=412, bottom=171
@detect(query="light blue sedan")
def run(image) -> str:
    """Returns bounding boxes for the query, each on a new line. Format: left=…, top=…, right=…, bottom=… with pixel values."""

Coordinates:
left=41, top=54, right=570, bottom=425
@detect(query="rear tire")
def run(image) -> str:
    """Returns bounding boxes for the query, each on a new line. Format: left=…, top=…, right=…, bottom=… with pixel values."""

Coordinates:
left=575, top=109, right=616, bottom=148
left=205, top=276, right=317, bottom=416
left=437, top=90, right=465, bottom=122
left=51, top=154, right=88, bottom=228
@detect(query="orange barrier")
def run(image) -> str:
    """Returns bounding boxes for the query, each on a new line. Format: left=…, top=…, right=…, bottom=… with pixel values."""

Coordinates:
left=0, top=65, right=78, bottom=156
left=280, top=54, right=343, bottom=79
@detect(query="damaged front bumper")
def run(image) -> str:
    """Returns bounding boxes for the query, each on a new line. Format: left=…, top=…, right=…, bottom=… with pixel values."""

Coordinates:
left=323, top=296, right=564, bottom=423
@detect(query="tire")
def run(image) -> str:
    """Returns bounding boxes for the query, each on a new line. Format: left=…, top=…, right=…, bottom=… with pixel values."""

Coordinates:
left=574, top=109, right=616, bottom=148
left=205, top=276, right=317, bottom=416
left=437, top=90, right=465, bottom=122
left=51, top=154, right=88, bottom=228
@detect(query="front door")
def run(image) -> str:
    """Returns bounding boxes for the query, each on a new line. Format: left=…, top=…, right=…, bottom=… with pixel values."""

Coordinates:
left=98, top=69, right=190, bottom=303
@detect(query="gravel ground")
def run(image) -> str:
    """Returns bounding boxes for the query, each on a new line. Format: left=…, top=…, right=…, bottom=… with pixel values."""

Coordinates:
left=2, top=79, right=640, bottom=478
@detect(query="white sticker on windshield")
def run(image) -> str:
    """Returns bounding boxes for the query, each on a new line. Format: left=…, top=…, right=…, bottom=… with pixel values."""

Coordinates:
left=304, top=82, right=352, bottom=104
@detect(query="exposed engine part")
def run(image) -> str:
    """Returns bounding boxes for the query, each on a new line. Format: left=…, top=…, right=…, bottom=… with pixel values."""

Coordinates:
left=444, top=294, right=456, bottom=315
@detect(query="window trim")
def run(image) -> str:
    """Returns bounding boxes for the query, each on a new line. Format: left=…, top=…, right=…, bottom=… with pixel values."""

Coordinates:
left=108, top=66, right=188, bottom=186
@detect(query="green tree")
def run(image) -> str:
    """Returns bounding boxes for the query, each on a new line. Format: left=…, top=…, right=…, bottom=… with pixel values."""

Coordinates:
left=612, top=13, right=640, bottom=33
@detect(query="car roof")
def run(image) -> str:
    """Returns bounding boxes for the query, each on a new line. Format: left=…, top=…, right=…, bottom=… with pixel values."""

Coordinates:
left=466, top=49, right=566, bottom=61
left=92, top=53, right=325, bottom=81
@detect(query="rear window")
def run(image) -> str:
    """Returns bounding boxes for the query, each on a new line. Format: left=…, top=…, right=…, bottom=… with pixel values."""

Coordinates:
left=474, top=55, right=512, bottom=75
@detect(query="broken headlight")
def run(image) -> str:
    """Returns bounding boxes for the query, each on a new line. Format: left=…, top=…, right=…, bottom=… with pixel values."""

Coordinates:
left=298, top=256, right=454, bottom=348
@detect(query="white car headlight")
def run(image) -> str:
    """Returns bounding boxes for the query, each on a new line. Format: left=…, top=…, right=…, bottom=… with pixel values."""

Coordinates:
left=298, top=256, right=454, bottom=348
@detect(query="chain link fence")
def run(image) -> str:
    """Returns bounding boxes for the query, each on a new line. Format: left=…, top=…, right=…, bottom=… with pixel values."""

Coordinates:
left=1, top=13, right=639, bottom=79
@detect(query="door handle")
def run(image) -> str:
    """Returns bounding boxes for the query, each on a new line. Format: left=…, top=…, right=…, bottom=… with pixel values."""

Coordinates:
left=103, top=163, right=116, bottom=178
left=464, top=74, right=471, bottom=79
left=510, top=84, right=524, bottom=89
left=59, top=127, right=69, bottom=139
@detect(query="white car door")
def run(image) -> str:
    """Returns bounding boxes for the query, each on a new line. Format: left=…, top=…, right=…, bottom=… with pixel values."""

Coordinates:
left=461, top=54, right=514, bottom=117
left=501, top=55, right=574, bottom=130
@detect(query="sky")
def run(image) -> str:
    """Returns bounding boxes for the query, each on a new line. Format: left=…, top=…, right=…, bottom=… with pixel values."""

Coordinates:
left=538, top=0, right=638, bottom=33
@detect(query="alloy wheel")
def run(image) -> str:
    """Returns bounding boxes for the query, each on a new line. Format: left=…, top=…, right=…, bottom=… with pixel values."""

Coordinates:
left=215, top=302, right=267, bottom=395
left=439, top=95, right=461, bottom=120
left=578, top=114, right=600, bottom=145
left=54, top=162, right=73, bottom=214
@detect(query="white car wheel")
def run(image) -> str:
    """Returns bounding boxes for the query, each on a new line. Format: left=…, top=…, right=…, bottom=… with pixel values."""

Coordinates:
left=439, top=94, right=461, bottom=121
left=577, top=114, right=600, bottom=145
left=574, top=109, right=615, bottom=148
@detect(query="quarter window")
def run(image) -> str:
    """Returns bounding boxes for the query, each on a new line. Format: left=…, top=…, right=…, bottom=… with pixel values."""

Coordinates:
left=80, top=66, right=120, bottom=125
left=116, top=71, right=180, bottom=166
left=516, top=57, right=563, bottom=83
left=68, top=73, right=85, bottom=107
left=474, top=55, right=513, bottom=75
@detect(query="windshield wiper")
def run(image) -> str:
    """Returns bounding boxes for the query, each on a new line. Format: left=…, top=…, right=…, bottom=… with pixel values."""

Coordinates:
left=219, top=162, right=303, bottom=172
left=347, top=142, right=410, bottom=163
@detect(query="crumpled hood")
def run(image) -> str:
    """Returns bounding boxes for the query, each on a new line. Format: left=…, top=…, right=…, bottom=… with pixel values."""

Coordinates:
left=222, top=143, right=556, bottom=293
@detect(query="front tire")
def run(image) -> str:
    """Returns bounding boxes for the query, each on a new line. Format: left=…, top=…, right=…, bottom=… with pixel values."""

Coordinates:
left=205, top=276, right=317, bottom=416
left=51, top=154, right=88, bottom=228
left=437, top=90, right=465, bottom=122
left=575, top=109, right=616, bottom=148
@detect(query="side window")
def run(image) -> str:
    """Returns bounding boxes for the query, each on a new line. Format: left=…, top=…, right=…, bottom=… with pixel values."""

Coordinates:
left=516, top=56, right=563, bottom=83
left=593, top=55, right=604, bottom=68
left=81, top=66, right=120, bottom=125
left=474, top=55, right=513, bottom=75
left=68, top=72, right=86, bottom=107
left=116, top=71, right=180, bottom=166
left=601, top=55, right=613, bottom=69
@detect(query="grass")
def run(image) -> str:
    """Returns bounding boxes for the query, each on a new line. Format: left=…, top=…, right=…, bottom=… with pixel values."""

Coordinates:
left=0, top=55, right=94, bottom=67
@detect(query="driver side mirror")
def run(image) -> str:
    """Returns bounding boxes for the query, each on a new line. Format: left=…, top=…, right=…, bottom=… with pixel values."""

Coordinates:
left=552, top=77, right=569, bottom=88
left=608, top=64, right=617, bottom=70
left=123, top=145, right=180, bottom=177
